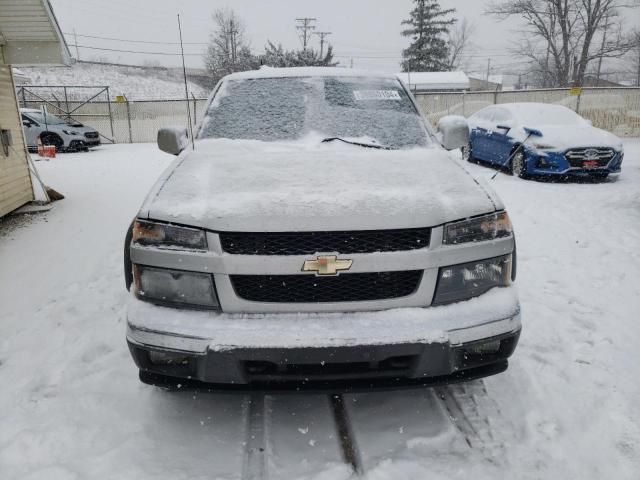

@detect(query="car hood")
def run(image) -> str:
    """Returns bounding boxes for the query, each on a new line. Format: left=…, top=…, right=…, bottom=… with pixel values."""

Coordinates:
left=141, top=138, right=499, bottom=232
left=50, top=123, right=96, bottom=133
left=515, top=124, right=623, bottom=151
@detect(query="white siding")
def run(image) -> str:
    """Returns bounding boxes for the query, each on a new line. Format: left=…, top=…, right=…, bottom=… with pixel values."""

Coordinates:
left=0, top=0, right=71, bottom=64
left=0, top=64, right=33, bottom=217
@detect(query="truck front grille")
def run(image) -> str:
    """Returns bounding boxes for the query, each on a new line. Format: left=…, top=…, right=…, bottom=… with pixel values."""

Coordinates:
left=565, top=147, right=615, bottom=167
left=219, top=228, right=431, bottom=255
left=230, top=271, right=423, bottom=303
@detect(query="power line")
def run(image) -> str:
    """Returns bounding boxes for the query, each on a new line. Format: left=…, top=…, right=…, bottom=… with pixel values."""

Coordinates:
left=68, top=43, right=202, bottom=56
left=63, top=31, right=208, bottom=46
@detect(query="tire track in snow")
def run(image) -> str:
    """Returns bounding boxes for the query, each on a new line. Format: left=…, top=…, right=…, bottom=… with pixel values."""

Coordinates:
left=241, top=393, right=270, bottom=480
left=330, top=394, right=364, bottom=476
left=435, top=380, right=511, bottom=463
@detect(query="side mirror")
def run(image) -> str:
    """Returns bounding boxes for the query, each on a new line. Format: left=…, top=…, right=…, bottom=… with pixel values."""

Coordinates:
left=157, top=127, right=188, bottom=155
left=22, top=120, right=32, bottom=127
left=437, top=115, right=469, bottom=151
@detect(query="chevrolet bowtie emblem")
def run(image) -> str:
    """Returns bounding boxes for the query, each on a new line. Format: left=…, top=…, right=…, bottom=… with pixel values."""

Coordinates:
left=302, top=255, right=353, bottom=276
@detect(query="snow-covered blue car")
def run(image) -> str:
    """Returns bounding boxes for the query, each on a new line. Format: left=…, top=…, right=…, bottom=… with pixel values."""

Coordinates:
left=464, top=103, right=623, bottom=180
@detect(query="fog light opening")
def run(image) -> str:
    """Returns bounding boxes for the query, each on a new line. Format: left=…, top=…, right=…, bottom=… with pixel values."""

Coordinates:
left=466, top=340, right=501, bottom=356
left=148, top=350, right=191, bottom=366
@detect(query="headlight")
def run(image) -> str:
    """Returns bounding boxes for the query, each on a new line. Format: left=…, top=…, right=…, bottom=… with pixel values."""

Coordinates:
left=432, top=254, right=512, bottom=305
left=133, top=220, right=207, bottom=250
left=62, top=130, right=78, bottom=135
left=443, top=212, right=512, bottom=245
left=133, top=265, right=219, bottom=309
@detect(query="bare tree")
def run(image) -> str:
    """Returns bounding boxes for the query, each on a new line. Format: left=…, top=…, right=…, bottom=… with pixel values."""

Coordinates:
left=447, top=18, right=475, bottom=70
left=487, top=0, right=638, bottom=87
left=203, top=8, right=258, bottom=86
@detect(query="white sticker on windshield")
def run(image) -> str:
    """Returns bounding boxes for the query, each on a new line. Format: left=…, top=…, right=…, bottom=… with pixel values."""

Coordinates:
left=353, top=90, right=401, bottom=101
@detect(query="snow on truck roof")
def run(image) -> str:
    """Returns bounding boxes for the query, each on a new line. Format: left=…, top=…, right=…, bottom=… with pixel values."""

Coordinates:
left=223, top=66, right=398, bottom=81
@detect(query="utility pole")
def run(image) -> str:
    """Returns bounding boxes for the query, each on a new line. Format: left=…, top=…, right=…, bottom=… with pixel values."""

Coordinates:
left=228, top=18, right=239, bottom=65
left=73, top=28, right=80, bottom=61
left=486, top=58, right=491, bottom=84
left=596, top=14, right=610, bottom=86
left=314, top=31, right=332, bottom=57
left=637, top=46, right=640, bottom=87
left=544, top=43, right=551, bottom=87
left=295, top=18, right=317, bottom=51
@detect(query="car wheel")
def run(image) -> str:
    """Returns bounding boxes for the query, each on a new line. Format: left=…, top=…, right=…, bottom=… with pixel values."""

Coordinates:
left=40, top=132, right=63, bottom=152
left=510, top=149, right=528, bottom=178
left=461, top=142, right=475, bottom=163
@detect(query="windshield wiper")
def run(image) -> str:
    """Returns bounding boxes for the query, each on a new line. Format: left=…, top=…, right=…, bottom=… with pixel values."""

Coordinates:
left=321, top=137, right=396, bottom=150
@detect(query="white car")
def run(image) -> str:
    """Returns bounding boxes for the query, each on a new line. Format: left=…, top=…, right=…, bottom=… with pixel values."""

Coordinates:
left=464, top=103, right=623, bottom=180
left=20, top=108, right=101, bottom=152
left=124, top=68, right=521, bottom=390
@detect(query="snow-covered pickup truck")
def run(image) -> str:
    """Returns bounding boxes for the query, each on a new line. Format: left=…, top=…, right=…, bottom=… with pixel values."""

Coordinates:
left=124, top=67, right=521, bottom=390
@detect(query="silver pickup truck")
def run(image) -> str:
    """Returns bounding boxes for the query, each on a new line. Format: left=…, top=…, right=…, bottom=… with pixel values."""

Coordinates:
left=124, top=67, right=521, bottom=391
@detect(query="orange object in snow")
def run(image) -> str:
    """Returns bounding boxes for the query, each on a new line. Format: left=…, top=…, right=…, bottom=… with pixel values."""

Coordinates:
left=37, top=138, right=56, bottom=158
left=43, top=145, right=56, bottom=158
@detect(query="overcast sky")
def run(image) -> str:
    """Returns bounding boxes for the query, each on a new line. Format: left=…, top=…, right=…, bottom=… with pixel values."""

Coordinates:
left=49, top=0, right=639, bottom=81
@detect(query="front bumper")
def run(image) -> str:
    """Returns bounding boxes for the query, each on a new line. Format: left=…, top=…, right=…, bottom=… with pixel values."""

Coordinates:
left=126, top=286, right=521, bottom=390
left=526, top=148, right=623, bottom=177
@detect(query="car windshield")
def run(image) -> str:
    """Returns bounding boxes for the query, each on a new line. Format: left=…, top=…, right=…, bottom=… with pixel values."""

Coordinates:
left=24, top=111, right=68, bottom=125
left=515, top=105, right=584, bottom=126
left=198, top=76, right=431, bottom=149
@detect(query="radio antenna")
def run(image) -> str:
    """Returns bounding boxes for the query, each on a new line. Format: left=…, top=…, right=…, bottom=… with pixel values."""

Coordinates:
left=177, top=14, right=195, bottom=150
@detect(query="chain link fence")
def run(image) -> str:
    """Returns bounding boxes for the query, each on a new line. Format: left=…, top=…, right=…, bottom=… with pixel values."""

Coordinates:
left=18, top=86, right=640, bottom=143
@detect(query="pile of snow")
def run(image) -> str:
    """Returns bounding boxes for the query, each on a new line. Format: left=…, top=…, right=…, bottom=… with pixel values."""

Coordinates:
left=18, top=62, right=208, bottom=100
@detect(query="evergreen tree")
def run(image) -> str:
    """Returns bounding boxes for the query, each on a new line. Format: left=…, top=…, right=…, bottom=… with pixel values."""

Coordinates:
left=260, top=41, right=338, bottom=68
left=401, top=0, right=456, bottom=72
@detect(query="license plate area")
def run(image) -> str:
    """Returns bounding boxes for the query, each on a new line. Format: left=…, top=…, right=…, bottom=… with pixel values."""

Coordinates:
left=583, top=160, right=599, bottom=169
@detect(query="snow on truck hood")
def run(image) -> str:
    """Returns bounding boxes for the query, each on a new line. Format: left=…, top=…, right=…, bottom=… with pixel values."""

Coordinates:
left=141, top=138, right=500, bottom=232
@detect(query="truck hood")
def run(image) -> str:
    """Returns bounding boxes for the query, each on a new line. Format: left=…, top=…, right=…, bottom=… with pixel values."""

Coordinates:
left=141, top=138, right=499, bottom=231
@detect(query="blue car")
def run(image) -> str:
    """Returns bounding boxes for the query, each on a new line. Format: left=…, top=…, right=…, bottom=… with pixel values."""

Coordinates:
left=464, top=103, right=623, bottom=180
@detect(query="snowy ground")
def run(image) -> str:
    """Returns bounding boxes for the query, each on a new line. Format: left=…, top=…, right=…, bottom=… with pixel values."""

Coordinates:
left=1, top=141, right=639, bottom=479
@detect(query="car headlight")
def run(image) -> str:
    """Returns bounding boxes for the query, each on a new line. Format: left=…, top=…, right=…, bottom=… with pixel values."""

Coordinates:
left=432, top=254, right=512, bottom=305
left=62, top=130, right=78, bottom=135
left=133, top=265, right=219, bottom=309
left=133, top=220, right=207, bottom=250
left=443, top=211, right=512, bottom=245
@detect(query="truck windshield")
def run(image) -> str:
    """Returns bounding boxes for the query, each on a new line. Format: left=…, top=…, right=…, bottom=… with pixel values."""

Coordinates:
left=198, top=76, right=431, bottom=149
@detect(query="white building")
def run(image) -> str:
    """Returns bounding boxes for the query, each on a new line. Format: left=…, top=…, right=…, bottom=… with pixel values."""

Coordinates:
left=396, top=71, right=470, bottom=92
left=0, top=0, right=70, bottom=217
